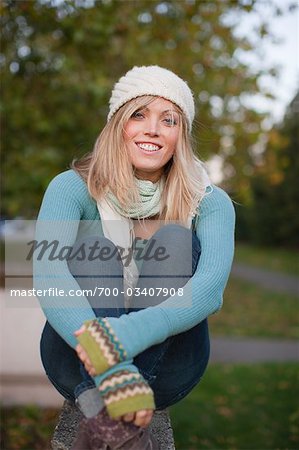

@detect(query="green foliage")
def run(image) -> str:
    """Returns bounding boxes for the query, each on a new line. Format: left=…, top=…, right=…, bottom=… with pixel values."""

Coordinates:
left=0, top=404, right=59, bottom=450
left=1, top=0, right=284, bottom=217
left=210, top=277, right=299, bottom=339
left=171, top=363, right=299, bottom=449
left=234, top=242, right=299, bottom=276
left=245, top=92, right=299, bottom=246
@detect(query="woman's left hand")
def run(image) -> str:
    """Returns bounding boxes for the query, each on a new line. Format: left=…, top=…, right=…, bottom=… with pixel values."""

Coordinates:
left=75, top=326, right=154, bottom=428
left=74, top=326, right=97, bottom=376
left=120, top=409, right=154, bottom=427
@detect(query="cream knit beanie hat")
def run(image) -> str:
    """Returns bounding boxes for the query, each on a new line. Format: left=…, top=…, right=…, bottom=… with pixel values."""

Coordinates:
left=108, top=65, right=195, bottom=131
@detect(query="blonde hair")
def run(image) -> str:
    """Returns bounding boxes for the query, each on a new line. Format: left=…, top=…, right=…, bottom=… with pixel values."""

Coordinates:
left=71, top=96, right=207, bottom=223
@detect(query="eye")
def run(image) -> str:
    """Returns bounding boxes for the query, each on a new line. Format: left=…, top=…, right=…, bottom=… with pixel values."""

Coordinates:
left=163, top=116, right=178, bottom=126
left=131, top=110, right=145, bottom=119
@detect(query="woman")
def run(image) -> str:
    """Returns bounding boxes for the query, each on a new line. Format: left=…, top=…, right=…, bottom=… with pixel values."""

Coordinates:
left=35, top=65, right=235, bottom=449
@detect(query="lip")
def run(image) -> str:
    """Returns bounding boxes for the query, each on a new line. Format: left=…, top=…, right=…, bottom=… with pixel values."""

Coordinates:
left=135, top=141, right=163, bottom=154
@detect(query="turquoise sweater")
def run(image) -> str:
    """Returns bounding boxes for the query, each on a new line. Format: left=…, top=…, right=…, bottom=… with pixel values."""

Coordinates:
left=34, top=169, right=235, bottom=357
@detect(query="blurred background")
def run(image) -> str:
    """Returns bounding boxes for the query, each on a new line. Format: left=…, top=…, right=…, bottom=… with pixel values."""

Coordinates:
left=1, top=0, right=298, bottom=449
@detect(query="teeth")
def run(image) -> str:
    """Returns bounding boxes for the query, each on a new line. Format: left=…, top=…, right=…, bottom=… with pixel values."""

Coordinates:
left=137, top=143, right=160, bottom=152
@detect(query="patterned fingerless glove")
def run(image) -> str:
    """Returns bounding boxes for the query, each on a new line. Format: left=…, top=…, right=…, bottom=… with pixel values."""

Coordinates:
left=98, top=369, right=155, bottom=419
left=77, top=318, right=127, bottom=375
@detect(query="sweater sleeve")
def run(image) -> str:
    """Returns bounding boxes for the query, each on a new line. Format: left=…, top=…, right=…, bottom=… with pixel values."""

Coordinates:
left=104, top=186, right=235, bottom=358
left=33, top=170, right=97, bottom=348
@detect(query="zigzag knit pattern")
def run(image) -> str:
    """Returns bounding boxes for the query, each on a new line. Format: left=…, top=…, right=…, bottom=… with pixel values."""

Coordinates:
left=98, top=370, right=155, bottom=419
left=77, top=318, right=127, bottom=374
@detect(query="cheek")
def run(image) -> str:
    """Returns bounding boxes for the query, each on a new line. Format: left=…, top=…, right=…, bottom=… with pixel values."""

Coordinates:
left=166, top=131, right=179, bottom=153
left=123, top=123, right=136, bottom=142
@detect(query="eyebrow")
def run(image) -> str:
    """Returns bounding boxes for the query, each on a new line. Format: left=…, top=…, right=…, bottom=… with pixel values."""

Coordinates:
left=162, top=109, right=179, bottom=115
left=139, top=107, right=179, bottom=115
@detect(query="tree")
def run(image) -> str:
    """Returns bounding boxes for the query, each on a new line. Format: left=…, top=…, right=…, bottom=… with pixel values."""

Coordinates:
left=1, top=0, right=290, bottom=217
left=246, top=91, right=299, bottom=246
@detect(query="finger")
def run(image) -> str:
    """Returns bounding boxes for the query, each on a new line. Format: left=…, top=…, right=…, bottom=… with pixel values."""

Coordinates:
left=76, top=345, right=90, bottom=364
left=75, top=344, right=82, bottom=354
left=77, top=350, right=88, bottom=364
left=134, top=409, right=153, bottom=427
left=84, top=357, right=94, bottom=371
left=75, top=345, right=96, bottom=375
left=82, top=357, right=93, bottom=371
left=81, top=355, right=96, bottom=376
left=74, top=325, right=86, bottom=337
left=134, top=415, right=150, bottom=427
left=75, top=344, right=87, bottom=359
left=122, top=412, right=135, bottom=422
left=87, top=366, right=96, bottom=376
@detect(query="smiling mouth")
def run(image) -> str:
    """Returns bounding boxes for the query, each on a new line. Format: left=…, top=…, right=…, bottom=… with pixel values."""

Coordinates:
left=136, top=142, right=162, bottom=152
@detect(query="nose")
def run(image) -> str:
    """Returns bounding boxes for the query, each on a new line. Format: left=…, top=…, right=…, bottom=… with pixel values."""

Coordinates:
left=144, top=118, right=160, bottom=137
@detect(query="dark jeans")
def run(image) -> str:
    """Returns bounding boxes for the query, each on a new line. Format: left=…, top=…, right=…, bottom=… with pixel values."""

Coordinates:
left=40, top=225, right=210, bottom=410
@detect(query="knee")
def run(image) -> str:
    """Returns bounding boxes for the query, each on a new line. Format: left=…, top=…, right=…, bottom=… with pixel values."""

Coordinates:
left=153, top=224, right=192, bottom=247
left=153, top=225, right=200, bottom=251
left=152, top=224, right=192, bottom=259
left=154, top=225, right=201, bottom=263
left=152, top=224, right=199, bottom=264
left=67, top=235, right=122, bottom=276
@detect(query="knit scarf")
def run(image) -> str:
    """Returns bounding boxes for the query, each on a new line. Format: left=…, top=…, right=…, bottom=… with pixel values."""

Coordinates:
left=106, top=178, right=164, bottom=219
left=97, top=178, right=164, bottom=309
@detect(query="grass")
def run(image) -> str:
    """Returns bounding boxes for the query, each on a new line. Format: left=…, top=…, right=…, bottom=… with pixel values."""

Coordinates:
left=209, top=277, right=299, bottom=339
left=0, top=405, right=59, bottom=450
left=2, top=364, right=298, bottom=450
left=234, top=243, right=299, bottom=277
left=170, top=363, right=299, bottom=450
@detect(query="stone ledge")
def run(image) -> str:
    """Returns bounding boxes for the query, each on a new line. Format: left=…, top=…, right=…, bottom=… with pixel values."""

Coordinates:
left=51, top=400, right=175, bottom=449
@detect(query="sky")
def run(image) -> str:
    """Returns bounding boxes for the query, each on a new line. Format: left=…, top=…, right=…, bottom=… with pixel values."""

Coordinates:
left=265, top=4, right=298, bottom=120
left=207, top=1, right=298, bottom=182
left=235, top=0, right=299, bottom=123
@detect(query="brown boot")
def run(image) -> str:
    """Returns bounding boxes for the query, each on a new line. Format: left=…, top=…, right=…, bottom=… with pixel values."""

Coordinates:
left=72, top=408, right=159, bottom=450
left=87, top=409, right=140, bottom=449
left=114, top=427, right=160, bottom=450
left=71, top=418, right=90, bottom=450
left=71, top=416, right=108, bottom=450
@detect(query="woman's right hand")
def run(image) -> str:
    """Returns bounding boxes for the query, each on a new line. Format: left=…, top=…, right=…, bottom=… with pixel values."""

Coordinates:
left=74, top=325, right=97, bottom=376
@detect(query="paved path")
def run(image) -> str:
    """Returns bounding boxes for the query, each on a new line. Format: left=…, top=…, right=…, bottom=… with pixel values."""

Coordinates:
left=210, top=337, right=299, bottom=363
left=0, top=289, right=64, bottom=407
left=231, top=263, right=299, bottom=296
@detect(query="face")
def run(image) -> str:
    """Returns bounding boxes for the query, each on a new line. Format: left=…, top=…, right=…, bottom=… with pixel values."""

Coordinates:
left=123, top=97, right=180, bottom=182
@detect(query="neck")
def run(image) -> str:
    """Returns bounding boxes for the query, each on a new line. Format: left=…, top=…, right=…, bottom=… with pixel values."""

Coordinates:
left=134, top=169, right=163, bottom=183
